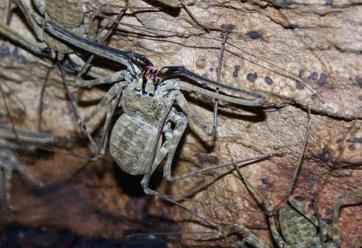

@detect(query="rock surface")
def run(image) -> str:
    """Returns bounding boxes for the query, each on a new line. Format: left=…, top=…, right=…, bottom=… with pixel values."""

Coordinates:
left=0, top=0, right=361, bottom=247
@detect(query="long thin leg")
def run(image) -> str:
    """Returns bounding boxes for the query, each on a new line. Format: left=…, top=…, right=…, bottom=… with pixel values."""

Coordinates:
left=0, top=167, right=6, bottom=207
left=76, top=2, right=128, bottom=79
left=140, top=173, right=218, bottom=229
left=76, top=70, right=128, bottom=87
left=0, top=22, right=46, bottom=55
left=38, top=67, right=51, bottom=131
left=174, top=92, right=215, bottom=146
left=139, top=109, right=218, bottom=229
left=225, top=146, right=287, bottom=248
left=0, top=147, right=47, bottom=210
left=96, top=90, right=122, bottom=155
left=82, top=83, right=125, bottom=125
left=3, top=158, right=13, bottom=210
left=225, top=224, right=271, bottom=248
left=285, top=107, right=311, bottom=197
left=58, top=64, right=97, bottom=150
left=330, top=189, right=362, bottom=247
left=13, top=0, right=44, bottom=40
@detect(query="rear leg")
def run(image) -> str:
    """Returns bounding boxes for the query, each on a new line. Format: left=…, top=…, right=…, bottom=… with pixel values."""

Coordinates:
left=140, top=108, right=218, bottom=228
left=0, top=147, right=45, bottom=211
left=330, top=189, right=362, bottom=247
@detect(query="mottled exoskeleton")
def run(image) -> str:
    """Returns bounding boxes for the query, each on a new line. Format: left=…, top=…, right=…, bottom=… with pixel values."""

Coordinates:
left=0, top=124, right=53, bottom=210
left=230, top=191, right=362, bottom=248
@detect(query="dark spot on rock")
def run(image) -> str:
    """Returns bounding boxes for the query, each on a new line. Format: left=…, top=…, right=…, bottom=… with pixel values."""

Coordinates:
left=354, top=76, right=362, bottom=87
left=220, top=24, right=236, bottom=34
left=260, top=177, right=273, bottom=189
left=348, top=143, right=355, bottom=150
left=308, top=71, right=319, bottom=81
left=261, top=177, right=269, bottom=185
left=294, top=195, right=305, bottom=201
left=15, top=107, right=25, bottom=116
left=246, top=31, right=262, bottom=39
left=196, top=154, right=219, bottom=164
left=233, top=65, right=241, bottom=78
left=0, top=45, right=11, bottom=58
left=247, top=72, right=257, bottom=83
left=318, top=148, right=331, bottom=162
left=264, top=76, right=273, bottom=85
left=298, top=69, right=305, bottom=77
left=295, top=80, right=304, bottom=90
left=282, top=0, right=294, bottom=8
left=318, top=73, right=328, bottom=86
left=325, top=0, right=333, bottom=6
left=352, top=137, right=362, bottom=143
left=310, top=94, right=317, bottom=100
left=290, top=22, right=300, bottom=29
left=209, top=67, right=214, bottom=72
left=336, top=144, right=343, bottom=151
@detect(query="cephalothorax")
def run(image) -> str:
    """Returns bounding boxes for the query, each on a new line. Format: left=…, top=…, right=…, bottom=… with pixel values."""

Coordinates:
left=0, top=124, right=53, bottom=210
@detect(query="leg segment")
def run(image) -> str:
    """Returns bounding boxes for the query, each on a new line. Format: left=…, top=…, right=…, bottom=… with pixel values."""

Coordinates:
left=76, top=70, right=128, bottom=87
left=331, top=189, right=362, bottom=247
left=225, top=146, right=287, bottom=248
left=140, top=108, right=218, bottom=228
left=80, top=83, right=126, bottom=156
left=0, top=22, right=46, bottom=55
left=13, top=0, right=44, bottom=40
left=82, top=82, right=126, bottom=125
left=96, top=89, right=122, bottom=155
left=0, top=148, right=44, bottom=210
left=174, top=92, right=215, bottom=146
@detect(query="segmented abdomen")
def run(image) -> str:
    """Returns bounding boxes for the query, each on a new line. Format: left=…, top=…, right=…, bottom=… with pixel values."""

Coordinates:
left=110, top=114, right=159, bottom=175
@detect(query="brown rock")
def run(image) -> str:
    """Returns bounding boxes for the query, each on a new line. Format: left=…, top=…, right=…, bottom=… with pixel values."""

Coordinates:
left=0, top=0, right=361, bottom=247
